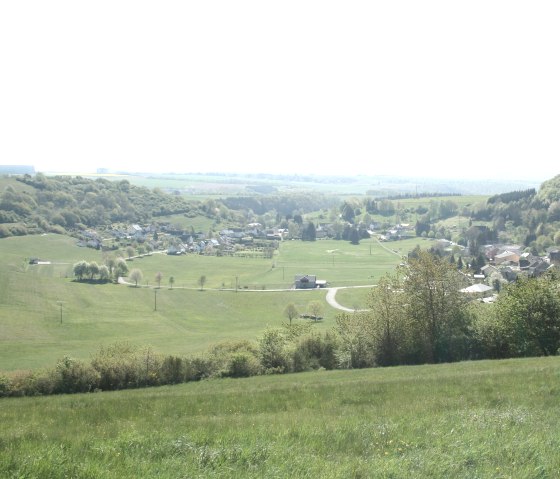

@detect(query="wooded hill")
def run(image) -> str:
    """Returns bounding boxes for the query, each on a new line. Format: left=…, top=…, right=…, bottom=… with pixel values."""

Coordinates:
left=0, top=174, right=205, bottom=237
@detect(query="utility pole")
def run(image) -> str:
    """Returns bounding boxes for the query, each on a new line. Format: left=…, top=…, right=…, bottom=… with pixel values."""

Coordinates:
left=56, top=300, right=65, bottom=323
left=235, top=275, right=238, bottom=292
left=154, top=288, right=158, bottom=311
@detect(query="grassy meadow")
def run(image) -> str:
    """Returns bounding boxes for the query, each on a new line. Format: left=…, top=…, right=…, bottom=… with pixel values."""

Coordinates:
left=0, top=234, right=423, bottom=371
left=1, top=356, right=559, bottom=478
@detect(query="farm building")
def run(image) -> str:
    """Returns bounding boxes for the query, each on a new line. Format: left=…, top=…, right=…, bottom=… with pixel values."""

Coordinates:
left=294, top=274, right=327, bottom=289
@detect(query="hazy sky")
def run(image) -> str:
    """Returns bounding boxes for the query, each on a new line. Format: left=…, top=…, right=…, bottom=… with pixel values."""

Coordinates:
left=1, top=1, right=559, bottom=180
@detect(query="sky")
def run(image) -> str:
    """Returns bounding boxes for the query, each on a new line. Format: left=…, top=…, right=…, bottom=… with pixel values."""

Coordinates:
left=1, top=1, right=559, bottom=181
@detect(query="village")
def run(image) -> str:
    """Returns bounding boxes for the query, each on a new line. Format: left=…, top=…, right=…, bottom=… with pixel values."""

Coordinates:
left=72, top=219, right=560, bottom=298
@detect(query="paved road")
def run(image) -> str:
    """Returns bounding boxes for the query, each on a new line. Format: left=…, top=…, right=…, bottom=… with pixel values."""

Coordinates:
left=118, top=277, right=374, bottom=312
left=325, top=286, right=373, bottom=312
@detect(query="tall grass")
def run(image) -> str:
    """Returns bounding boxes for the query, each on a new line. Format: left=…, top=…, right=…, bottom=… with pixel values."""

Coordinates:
left=1, top=357, right=559, bottom=478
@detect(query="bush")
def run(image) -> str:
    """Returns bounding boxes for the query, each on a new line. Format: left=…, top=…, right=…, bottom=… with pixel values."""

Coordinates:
left=291, top=333, right=339, bottom=372
left=9, top=223, right=28, bottom=236
left=0, top=225, right=12, bottom=238
left=91, top=343, right=144, bottom=391
left=54, top=356, right=100, bottom=394
left=207, top=340, right=260, bottom=378
left=160, top=355, right=189, bottom=384
left=225, top=352, right=261, bottom=378
left=5, top=369, right=58, bottom=397
left=0, top=375, right=11, bottom=397
left=258, top=328, right=290, bottom=373
left=185, top=356, right=216, bottom=381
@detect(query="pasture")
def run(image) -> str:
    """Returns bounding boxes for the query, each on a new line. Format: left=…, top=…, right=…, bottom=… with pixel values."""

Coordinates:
left=1, top=356, right=559, bottom=477
left=0, top=234, right=422, bottom=371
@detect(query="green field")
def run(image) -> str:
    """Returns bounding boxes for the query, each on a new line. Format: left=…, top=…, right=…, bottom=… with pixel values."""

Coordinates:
left=1, top=356, right=559, bottom=478
left=0, top=235, right=423, bottom=372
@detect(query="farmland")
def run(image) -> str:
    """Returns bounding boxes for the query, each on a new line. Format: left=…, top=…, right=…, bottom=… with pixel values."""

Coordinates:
left=1, top=356, right=559, bottom=478
left=0, top=234, right=421, bottom=371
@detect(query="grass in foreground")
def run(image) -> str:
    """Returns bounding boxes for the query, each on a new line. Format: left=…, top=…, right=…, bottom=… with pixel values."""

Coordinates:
left=1, top=357, right=559, bottom=478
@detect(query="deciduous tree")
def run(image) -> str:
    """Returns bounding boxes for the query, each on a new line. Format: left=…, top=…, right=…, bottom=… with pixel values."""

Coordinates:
left=284, top=303, right=299, bottom=325
left=73, top=260, right=88, bottom=281
left=495, top=275, right=560, bottom=357
left=129, top=268, right=143, bottom=287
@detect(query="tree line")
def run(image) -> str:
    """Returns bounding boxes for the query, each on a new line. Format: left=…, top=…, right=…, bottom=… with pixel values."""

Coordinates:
left=73, top=257, right=129, bottom=283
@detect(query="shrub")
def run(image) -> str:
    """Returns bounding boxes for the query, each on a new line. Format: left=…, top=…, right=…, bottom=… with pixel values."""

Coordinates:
left=54, top=356, right=100, bottom=394
left=186, top=356, right=215, bottom=381
left=91, top=342, right=143, bottom=391
left=0, top=375, right=11, bottom=397
left=225, top=352, right=261, bottom=378
left=6, top=369, right=58, bottom=397
left=258, top=328, right=290, bottom=373
left=160, top=356, right=189, bottom=384
left=0, top=225, right=12, bottom=238
left=207, top=340, right=260, bottom=378
left=291, top=333, right=339, bottom=372
left=9, top=223, right=28, bottom=236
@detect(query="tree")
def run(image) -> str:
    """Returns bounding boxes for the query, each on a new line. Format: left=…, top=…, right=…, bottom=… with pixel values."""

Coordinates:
left=335, top=312, right=375, bottom=369
left=113, top=258, right=128, bottom=280
left=302, top=222, right=316, bottom=241
left=400, top=251, right=471, bottom=363
left=258, top=328, right=289, bottom=372
left=73, top=260, right=88, bottom=281
left=284, top=303, right=299, bottom=325
left=287, top=221, right=301, bottom=240
left=98, top=265, right=110, bottom=282
left=198, top=275, right=207, bottom=291
left=129, top=268, right=143, bottom=287
left=169, top=276, right=175, bottom=289
left=341, top=202, right=355, bottom=223
left=105, top=255, right=116, bottom=276
left=126, top=246, right=135, bottom=259
left=365, top=275, right=408, bottom=366
left=495, top=275, right=560, bottom=357
left=155, top=271, right=163, bottom=289
left=349, top=228, right=360, bottom=245
left=308, top=301, right=323, bottom=321
left=87, top=261, right=100, bottom=280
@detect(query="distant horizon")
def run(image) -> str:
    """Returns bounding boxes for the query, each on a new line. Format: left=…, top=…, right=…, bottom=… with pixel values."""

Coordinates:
left=1, top=163, right=556, bottom=184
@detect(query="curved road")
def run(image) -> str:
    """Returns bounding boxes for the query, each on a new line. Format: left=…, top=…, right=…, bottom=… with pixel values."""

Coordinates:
left=325, top=286, right=373, bottom=312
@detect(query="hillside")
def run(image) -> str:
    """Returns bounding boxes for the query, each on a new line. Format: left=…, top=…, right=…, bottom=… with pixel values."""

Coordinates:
left=0, top=174, right=209, bottom=237
left=1, top=357, right=559, bottom=478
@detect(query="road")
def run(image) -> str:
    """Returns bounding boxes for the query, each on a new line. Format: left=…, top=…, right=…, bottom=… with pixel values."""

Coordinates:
left=325, top=286, right=373, bottom=312
left=118, top=277, right=374, bottom=312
